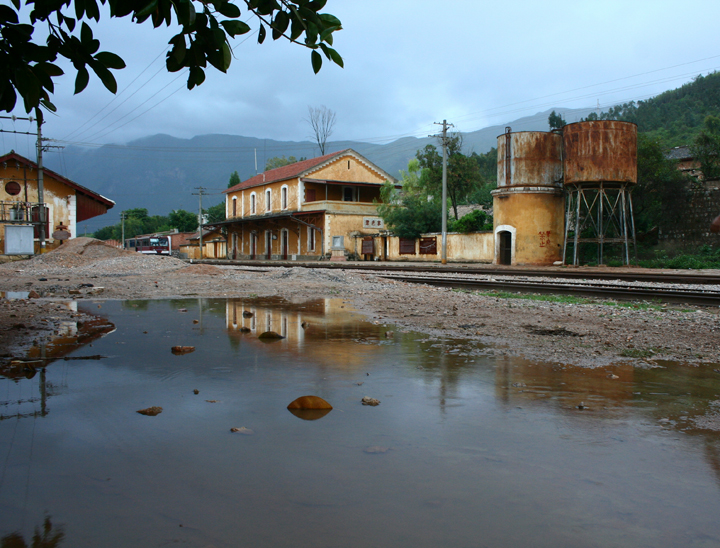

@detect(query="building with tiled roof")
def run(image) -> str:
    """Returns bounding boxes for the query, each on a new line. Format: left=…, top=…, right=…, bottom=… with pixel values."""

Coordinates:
left=1, top=151, right=114, bottom=255
left=214, top=149, right=397, bottom=260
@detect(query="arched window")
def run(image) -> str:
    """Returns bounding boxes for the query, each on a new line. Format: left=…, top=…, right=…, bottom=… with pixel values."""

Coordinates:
left=232, top=197, right=237, bottom=217
left=250, top=192, right=257, bottom=215
left=265, top=189, right=272, bottom=212
left=281, top=185, right=288, bottom=210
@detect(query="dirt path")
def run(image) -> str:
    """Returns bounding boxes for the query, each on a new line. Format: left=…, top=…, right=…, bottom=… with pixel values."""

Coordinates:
left=1, top=238, right=719, bottom=368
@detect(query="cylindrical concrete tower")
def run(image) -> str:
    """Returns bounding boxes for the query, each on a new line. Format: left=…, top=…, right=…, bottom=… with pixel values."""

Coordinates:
left=491, top=128, right=565, bottom=265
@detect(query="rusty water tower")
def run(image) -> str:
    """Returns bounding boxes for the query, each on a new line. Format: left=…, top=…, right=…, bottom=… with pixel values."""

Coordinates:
left=562, top=120, right=638, bottom=265
left=492, top=128, right=565, bottom=265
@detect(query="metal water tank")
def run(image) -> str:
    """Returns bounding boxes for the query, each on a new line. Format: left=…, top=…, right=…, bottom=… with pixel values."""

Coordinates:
left=562, top=121, right=637, bottom=185
left=496, top=129, right=563, bottom=188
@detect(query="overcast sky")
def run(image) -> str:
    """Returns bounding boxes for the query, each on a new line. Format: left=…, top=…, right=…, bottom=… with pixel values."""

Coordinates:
left=4, top=0, right=720, bottom=157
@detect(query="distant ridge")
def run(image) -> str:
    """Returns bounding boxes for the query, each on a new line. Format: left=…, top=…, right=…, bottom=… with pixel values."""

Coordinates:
left=44, top=106, right=596, bottom=226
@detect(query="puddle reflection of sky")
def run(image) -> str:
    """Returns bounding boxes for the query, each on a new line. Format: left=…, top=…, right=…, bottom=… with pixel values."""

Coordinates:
left=0, top=297, right=719, bottom=548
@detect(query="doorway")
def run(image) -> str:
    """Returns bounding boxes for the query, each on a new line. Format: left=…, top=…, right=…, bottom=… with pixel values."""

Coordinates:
left=281, top=229, right=289, bottom=260
left=499, top=231, right=512, bottom=265
left=265, top=231, right=272, bottom=260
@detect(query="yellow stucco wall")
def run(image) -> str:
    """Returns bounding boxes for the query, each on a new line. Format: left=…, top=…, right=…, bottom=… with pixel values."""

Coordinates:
left=311, top=156, right=387, bottom=185
left=492, top=190, right=565, bottom=265
left=1, top=162, right=75, bottom=253
left=383, top=232, right=494, bottom=262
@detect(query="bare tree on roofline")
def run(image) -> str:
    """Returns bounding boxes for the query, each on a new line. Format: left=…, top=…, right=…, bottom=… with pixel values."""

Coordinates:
left=307, top=106, right=337, bottom=156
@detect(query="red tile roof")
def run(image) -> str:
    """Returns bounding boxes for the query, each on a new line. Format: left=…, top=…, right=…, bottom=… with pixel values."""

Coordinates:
left=0, top=151, right=114, bottom=208
left=224, top=149, right=351, bottom=193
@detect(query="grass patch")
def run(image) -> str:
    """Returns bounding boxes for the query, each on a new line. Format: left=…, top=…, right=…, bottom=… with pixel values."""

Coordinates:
left=619, top=348, right=658, bottom=358
left=474, top=290, right=595, bottom=305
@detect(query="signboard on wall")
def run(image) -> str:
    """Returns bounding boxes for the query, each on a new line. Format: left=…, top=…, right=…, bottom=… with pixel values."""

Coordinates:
left=363, top=217, right=385, bottom=229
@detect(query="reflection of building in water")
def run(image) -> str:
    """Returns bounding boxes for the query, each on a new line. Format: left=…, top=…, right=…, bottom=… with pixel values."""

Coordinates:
left=0, top=305, right=114, bottom=421
left=493, top=355, right=635, bottom=410
left=226, top=298, right=385, bottom=369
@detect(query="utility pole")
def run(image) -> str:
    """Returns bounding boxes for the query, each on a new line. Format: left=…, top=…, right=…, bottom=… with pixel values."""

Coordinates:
left=193, top=187, right=207, bottom=260
left=431, top=120, right=453, bottom=264
left=120, top=211, right=126, bottom=248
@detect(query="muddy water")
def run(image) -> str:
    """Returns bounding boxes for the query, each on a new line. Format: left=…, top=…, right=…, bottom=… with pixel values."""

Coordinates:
left=1, top=297, right=719, bottom=548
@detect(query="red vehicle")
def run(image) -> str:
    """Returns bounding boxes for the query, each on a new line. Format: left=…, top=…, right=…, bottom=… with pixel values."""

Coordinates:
left=125, top=235, right=171, bottom=255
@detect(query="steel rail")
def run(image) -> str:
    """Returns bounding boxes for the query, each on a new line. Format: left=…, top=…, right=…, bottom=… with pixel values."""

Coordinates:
left=195, top=259, right=720, bottom=286
left=378, top=275, right=720, bottom=307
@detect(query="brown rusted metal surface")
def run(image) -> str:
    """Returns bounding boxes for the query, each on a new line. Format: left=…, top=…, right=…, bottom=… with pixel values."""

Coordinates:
left=496, top=131, right=563, bottom=187
left=562, top=121, right=637, bottom=185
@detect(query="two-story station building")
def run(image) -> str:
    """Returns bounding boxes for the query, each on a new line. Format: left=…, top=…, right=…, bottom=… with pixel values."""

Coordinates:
left=217, top=149, right=397, bottom=260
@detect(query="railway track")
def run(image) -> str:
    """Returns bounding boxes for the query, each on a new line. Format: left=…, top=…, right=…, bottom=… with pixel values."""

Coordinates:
left=196, top=259, right=720, bottom=286
left=194, top=259, right=720, bottom=305
left=377, top=274, right=720, bottom=307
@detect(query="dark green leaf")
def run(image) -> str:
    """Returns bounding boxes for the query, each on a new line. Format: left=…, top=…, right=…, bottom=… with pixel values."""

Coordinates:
left=307, top=0, right=327, bottom=11
left=64, top=16, right=76, bottom=32
left=272, top=10, right=289, bottom=40
left=188, top=66, right=205, bottom=90
left=220, top=20, right=250, bottom=36
left=289, top=17, right=303, bottom=41
left=135, top=0, right=159, bottom=20
left=80, top=22, right=92, bottom=45
left=74, top=66, right=89, bottom=94
left=311, top=50, right=321, bottom=74
left=326, top=46, right=342, bottom=67
left=14, top=67, right=40, bottom=110
left=257, top=23, right=266, bottom=44
left=74, top=0, right=86, bottom=20
left=95, top=51, right=126, bottom=70
left=216, top=2, right=241, bottom=18
left=40, top=98, right=57, bottom=113
left=37, top=62, right=64, bottom=78
left=10, top=0, right=20, bottom=10
left=319, top=14, right=342, bottom=28
left=89, top=61, right=118, bottom=93
left=0, top=5, right=19, bottom=24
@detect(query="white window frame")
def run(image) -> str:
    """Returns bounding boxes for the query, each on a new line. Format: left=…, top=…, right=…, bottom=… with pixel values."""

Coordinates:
left=265, top=189, right=272, bottom=213
left=250, top=192, right=257, bottom=215
left=232, top=196, right=237, bottom=218
left=281, top=185, right=289, bottom=210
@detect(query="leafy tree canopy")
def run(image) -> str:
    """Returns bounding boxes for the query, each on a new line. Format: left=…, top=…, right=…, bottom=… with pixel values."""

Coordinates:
left=548, top=110, right=566, bottom=130
left=691, top=114, right=720, bottom=181
left=265, top=155, right=306, bottom=171
left=415, top=135, right=482, bottom=220
left=581, top=72, right=720, bottom=148
left=227, top=170, right=240, bottom=188
left=633, top=134, right=692, bottom=234
left=168, top=208, right=198, bottom=232
left=206, top=201, right=225, bottom=223
left=376, top=180, right=441, bottom=239
left=0, top=0, right=343, bottom=116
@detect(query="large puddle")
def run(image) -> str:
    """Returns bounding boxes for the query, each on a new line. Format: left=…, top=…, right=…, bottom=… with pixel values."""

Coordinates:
left=1, top=297, right=719, bottom=548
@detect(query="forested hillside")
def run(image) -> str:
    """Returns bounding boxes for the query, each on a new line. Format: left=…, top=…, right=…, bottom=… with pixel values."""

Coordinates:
left=587, top=71, right=720, bottom=148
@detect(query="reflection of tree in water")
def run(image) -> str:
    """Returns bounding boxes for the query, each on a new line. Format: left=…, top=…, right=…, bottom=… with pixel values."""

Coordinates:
left=121, top=300, right=150, bottom=311
left=1, top=516, right=64, bottom=548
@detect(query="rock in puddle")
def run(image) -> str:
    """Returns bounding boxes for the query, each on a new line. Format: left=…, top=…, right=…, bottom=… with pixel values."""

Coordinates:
left=230, top=427, right=254, bottom=435
left=362, top=396, right=380, bottom=406
left=137, top=406, right=163, bottom=416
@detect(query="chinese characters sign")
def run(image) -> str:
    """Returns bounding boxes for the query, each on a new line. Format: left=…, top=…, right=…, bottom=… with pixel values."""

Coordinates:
left=363, top=217, right=385, bottom=229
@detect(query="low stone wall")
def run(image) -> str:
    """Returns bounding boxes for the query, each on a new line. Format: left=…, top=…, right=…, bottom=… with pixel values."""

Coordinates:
left=659, top=184, right=720, bottom=245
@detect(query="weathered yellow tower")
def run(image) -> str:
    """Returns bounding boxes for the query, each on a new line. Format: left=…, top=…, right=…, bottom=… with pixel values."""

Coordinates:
left=492, top=128, right=565, bottom=265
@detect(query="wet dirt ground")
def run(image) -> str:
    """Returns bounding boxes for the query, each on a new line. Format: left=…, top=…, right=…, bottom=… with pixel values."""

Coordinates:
left=1, top=238, right=719, bottom=371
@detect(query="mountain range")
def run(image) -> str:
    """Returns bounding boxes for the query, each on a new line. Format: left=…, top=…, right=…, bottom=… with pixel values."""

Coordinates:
left=43, top=106, right=597, bottom=227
